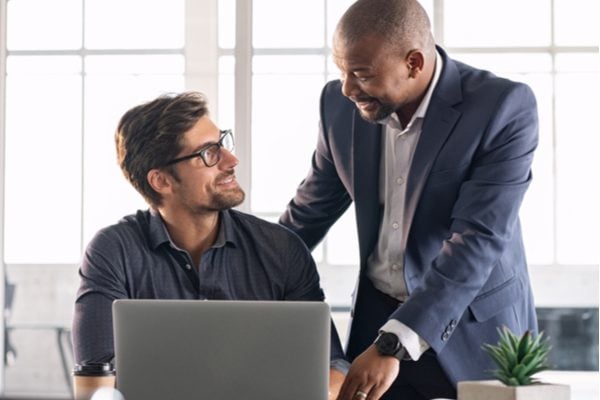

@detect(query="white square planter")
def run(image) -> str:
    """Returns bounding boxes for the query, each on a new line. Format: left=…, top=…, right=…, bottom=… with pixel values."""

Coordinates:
left=458, top=379, right=570, bottom=400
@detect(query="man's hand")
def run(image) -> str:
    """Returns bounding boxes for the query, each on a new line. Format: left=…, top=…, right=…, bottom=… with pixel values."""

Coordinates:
left=328, top=368, right=346, bottom=400
left=336, top=345, right=400, bottom=400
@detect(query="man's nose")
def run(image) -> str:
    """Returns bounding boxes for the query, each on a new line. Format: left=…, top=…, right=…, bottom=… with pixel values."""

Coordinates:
left=340, top=75, right=359, bottom=98
left=219, top=148, right=239, bottom=169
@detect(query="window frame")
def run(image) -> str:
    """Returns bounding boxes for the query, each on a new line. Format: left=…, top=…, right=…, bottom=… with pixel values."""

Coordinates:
left=0, top=0, right=218, bottom=394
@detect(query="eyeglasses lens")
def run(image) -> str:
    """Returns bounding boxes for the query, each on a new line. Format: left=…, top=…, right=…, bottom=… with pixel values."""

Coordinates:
left=222, top=131, right=234, bottom=152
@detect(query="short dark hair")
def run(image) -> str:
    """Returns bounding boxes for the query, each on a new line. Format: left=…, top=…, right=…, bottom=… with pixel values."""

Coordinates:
left=115, top=91, right=209, bottom=207
left=336, top=0, right=434, bottom=54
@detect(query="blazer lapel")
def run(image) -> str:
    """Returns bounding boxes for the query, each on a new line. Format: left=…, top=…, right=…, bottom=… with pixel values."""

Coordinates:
left=401, top=52, right=462, bottom=249
left=352, top=109, right=383, bottom=269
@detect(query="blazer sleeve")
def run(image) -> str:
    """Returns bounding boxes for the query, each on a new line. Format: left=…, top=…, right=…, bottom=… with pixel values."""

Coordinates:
left=279, top=82, right=353, bottom=250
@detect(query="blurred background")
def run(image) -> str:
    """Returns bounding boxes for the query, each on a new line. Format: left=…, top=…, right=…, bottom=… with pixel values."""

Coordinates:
left=0, top=0, right=598, bottom=398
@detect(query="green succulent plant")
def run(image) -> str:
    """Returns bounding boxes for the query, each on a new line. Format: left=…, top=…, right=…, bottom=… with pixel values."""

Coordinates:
left=482, top=326, right=551, bottom=386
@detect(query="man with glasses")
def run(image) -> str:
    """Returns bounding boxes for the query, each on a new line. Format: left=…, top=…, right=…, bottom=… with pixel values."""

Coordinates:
left=72, top=91, right=347, bottom=398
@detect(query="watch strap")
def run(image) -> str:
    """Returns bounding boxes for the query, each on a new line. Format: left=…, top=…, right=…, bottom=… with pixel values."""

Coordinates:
left=376, top=331, right=410, bottom=361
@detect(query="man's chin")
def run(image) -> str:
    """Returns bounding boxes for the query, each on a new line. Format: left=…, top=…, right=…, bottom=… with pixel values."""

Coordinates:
left=357, top=106, right=393, bottom=123
left=358, top=109, right=379, bottom=123
left=215, top=188, right=246, bottom=210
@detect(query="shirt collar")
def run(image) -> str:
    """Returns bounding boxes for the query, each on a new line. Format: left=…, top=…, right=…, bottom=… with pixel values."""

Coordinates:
left=147, top=208, right=234, bottom=251
left=378, top=50, right=443, bottom=130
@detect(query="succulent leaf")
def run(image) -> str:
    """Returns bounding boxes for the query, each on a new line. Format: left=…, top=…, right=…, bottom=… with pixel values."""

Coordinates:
left=516, top=331, right=531, bottom=361
left=482, top=326, right=551, bottom=386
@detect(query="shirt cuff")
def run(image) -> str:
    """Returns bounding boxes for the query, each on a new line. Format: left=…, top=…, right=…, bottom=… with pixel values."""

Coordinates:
left=380, top=319, right=430, bottom=361
left=330, top=358, right=351, bottom=375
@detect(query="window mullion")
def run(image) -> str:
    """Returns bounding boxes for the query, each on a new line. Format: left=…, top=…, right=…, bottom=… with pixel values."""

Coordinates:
left=234, top=0, right=253, bottom=213
left=0, top=0, right=8, bottom=393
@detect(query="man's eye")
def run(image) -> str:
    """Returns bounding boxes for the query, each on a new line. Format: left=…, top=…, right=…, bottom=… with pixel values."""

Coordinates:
left=202, top=145, right=219, bottom=159
left=355, top=75, right=372, bottom=82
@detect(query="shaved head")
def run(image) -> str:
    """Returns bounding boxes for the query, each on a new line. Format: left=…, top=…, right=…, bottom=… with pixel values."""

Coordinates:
left=335, top=0, right=434, bottom=56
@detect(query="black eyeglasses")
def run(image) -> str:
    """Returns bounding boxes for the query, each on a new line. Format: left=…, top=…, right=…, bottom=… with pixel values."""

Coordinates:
left=164, top=130, right=234, bottom=168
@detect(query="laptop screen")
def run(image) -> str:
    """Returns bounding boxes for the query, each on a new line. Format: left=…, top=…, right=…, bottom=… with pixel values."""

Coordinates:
left=113, top=299, right=330, bottom=400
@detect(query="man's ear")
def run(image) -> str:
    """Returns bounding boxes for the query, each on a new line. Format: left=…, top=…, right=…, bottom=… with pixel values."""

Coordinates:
left=147, top=168, right=172, bottom=195
left=406, top=50, right=425, bottom=78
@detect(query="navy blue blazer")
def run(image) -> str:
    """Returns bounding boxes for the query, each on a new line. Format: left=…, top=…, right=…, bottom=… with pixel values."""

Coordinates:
left=280, top=47, right=539, bottom=385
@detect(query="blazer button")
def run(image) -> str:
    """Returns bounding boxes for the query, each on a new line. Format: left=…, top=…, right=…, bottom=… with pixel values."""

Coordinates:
left=450, top=319, right=458, bottom=328
left=442, top=332, right=451, bottom=341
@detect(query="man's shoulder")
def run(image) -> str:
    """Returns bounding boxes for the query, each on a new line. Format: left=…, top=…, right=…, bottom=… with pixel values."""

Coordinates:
left=322, top=80, right=353, bottom=107
left=451, top=56, right=528, bottom=97
left=435, top=55, right=534, bottom=117
left=319, top=80, right=357, bottom=132
left=226, top=210, right=314, bottom=268
left=88, top=210, right=151, bottom=250
left=227, top=209, right=288, bottom=231
left=226, top=210, right=302, bottom=242
left=323, top=79, right=342, bottom=95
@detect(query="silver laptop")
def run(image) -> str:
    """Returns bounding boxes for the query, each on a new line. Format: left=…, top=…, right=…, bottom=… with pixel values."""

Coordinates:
left=113, top=299, right=330, bottom=400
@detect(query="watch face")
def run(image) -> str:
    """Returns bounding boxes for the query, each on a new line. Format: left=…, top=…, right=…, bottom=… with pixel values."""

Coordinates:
left=376, top=332, right=400, bottom=355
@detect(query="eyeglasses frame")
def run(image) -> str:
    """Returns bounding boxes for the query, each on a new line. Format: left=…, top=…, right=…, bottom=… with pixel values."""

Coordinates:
left=163, top=129, right=234, bottom=168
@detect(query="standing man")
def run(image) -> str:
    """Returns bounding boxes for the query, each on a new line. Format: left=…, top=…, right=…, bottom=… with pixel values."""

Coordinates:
left=280, top=0, right=539, bottom=399
left=72, top=91, right=347, bottom=398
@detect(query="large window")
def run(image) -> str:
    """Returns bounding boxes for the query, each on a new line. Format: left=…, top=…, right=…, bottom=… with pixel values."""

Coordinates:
left=3, top=0, right=185, bottom=264
left=1, top=0, right=598, bottom=397
left=1, top=0, right=187, bottom=395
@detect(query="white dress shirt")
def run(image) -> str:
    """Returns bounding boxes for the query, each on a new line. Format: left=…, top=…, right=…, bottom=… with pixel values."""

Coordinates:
left=368, top=51, right=443, bottom=360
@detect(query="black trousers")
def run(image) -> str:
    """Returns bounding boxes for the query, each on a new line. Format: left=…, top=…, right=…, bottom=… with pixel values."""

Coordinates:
left=382, top=349, right=456, bottom=400
left=353, top=280, right=456, bottom=400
